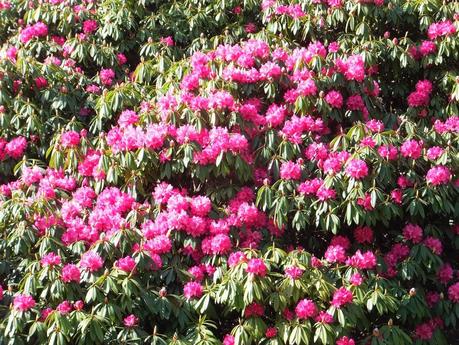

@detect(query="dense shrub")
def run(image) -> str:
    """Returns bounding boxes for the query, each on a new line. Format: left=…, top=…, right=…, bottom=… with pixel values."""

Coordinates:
left=0, top=1, right=458, bottom=345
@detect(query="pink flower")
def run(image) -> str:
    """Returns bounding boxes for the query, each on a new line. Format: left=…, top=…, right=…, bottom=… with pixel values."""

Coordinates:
left=13, top=294, right=36, bottom=311
left=82, top=20, right=98, bottom=34
left=115, top=256, right=136, bottom=272
left=324, top=245, right=346, bottom=263
left=336, top=54, right=365, bottom=82
left=41, top=252, right=61, bottom=267
left=316, top=186, right=336, bottom=201
left=6, top=46, right=17, bottom=61
left=345, top=159, right=368, bottom=179
left=366, top=119, right=384, bottom=132
left=415, top=322, right=433, bottom=340
left=160, top=36, right=174, bottom=46
left=328, top=42, right=340, bottom=53
left=0, top=285, right=3, bottom=301
left=350, top=273, right=363, bottom=286
left=183, top=281, right=203, bottom=299
left=117, top=53, right=127, bottom=65
left=400, top=139, right=422, bottom=159
left=378, top=145, right=398, bottom=160
left=426, top=292, right=440, bottom=307
left=56, top=300, right=72, bottom=315
left=419, top=40, right=437, bottom=56
left=5, top=136, right=27, bottom=159
left=354, top=226, right=373, bottom=244
left=190, top=196, right=212, bottom=216
left=415, top=80, right=433, bottom=94
left=223, top=335, right=235, bottom=345
left=323, top=156, right=342, bottom=174
left=427, top=20, right=456, bottom=40
left=330, top=236, right=351, bottom=250
left=426, top=166, right=451, bottom=186
left=60, top=131, right=80, bottom=148
left=228, top=251, right=247, bottom=267
left=280, top=161, right=302, bottom=180
left=80, top=251, right=104, bottom=272
left=123, top=314, right=139, bottom=328
left=209, top=234, right=232, bottom=255
left=244, top=302, right=264, bottom=317
left=426, top=146, right=444, bottom=160
left=265, top=327, right=277, bottom=338
left=244, top=23, right=257, bottom=33
left=20, top=22, right=48, bottom=43
left=295, top=299, right=317, bottom=319
left=397, top=176, right=413, bottom=189
left=336, top=336, right=355, bottom=345
left=327, top=0, right=343, bottom=8
left=246, top=258, right=267, bottom=277
left=438, top=263, right=453, bottom=284
left=346, top=250, right=377, bottom=269
left=331, top=287, right=353, bottom=308
left=61, top=264, right=81, bottom=283
left=285, top=266, right=304, bottom=280
left=100, top=68, right=115, bottom=86
left=448, top=282, right=459, bottom=303
left=315, top=311, right=334, bottom=323
left=298, top=178, right=323, bottom=195
left=118, top=110, right=139, bottom=127
left=360, top=137, right=376, bottom=148
left=145, top=235, right=172, bottom=254
left=402, top=224, right=423, bottom=243
left=346, top=94, right=365, bottom=112
left=40, top=308, right=53, bottom=321
left=391, top=189, right=403, bottom=204
left=424, top=236, right=443, bottom=255
left=283, top=307, right=294, bottom=320
left=408, top=91, right=430, bottom=107
left=325, top=90, right=343, bottom=108
left=35, top=76, right=48, bottom=89
left=260, top=62, right=282, bottom=79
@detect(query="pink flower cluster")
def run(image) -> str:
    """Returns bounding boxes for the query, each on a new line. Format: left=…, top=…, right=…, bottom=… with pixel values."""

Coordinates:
left=82, top=20, right=98, bottom=34
left=426, top=166, right=451, bottom=186
left=20, top=22, right=48, bottom=43
left=246, top=258, right=267, bottom=276
left=0, top=136, right=27, bottom=160
left=100, top=68, right=115, bottom=86
left=345, top=158, right=369, bottom=179
left=407, top=80, right=432, bottom=108
left=427, top=20, right=457, bottom=40
left=183, top=281, right=204, bottom=299
left=295, top=299, right=317, bottom=319
left=335, top=54, right=365, bottom=82
left=331, top=287, right=353, bottom=308
left=13, top=294, right=36, bottom=311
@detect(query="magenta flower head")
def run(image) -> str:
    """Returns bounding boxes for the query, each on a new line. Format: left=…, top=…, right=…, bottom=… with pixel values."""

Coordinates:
left=246, top=258, right=267, bottom=277
left=183, top=281, right=203, bottom=299
left=80, top=251, right=104, bottom=272
left=123, top=314, right=139, bottom=328
left=331, top=287, right=353, bottom=308
left=295, top=299, right=317, bottom=319
left=13, top=294, right=36, bottom=311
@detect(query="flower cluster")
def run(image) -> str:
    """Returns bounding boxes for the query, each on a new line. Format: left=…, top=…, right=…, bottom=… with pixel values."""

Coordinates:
left=0, top=1, right=458, bottom=344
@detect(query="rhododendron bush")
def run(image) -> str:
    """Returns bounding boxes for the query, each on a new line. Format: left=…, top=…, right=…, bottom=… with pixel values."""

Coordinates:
left=0, top=0, right=458, bottom=345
